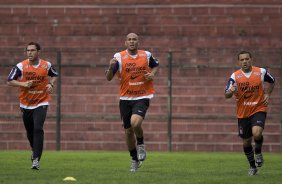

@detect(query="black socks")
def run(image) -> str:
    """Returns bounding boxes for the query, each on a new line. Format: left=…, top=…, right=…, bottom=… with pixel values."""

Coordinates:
left=255, top=135, right=264, bottom=154
left=136, top=136, right=144, bottom=145
left=243, top=146, right=256, bottom=168
left=129, top=148, right=138, bottom=161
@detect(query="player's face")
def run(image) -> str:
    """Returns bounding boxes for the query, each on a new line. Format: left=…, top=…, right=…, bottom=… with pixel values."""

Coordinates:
left=26, top=45, right=39, bottom=62
left=125, top=33, right=139, bottom=53
left=238, top=53, right=252, bottom=72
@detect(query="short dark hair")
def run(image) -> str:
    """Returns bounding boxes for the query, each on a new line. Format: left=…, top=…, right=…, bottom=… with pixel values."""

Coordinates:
left=27, top=42, right=41, bottom=51
left=237, top=51, right=252, bottom=60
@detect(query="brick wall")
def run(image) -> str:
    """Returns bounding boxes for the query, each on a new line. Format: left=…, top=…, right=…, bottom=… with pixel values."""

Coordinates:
left=0, top=1, right=281, bottom=152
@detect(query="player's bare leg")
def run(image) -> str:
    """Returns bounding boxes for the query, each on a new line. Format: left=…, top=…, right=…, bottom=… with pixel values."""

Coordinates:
left=131, top=114, right=146, bottom=161
left=125, top=128, right=141, bottom=172
left=243, top=138, right=257, bottom=176
left=253, top=126, right=264, bottom=167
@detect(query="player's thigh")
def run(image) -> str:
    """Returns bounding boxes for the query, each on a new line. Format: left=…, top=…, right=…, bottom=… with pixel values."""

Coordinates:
left=131, top=99, right=150, bottom=118
left=131, top=114, right=144, bottom=127
left=33, top=105, right=48, bottom=130
left=251, top=112, right=266, bottom=137
left=238, top=117, right=252, bottom=139
left=119, top=100, right=132, bottom=129
left=250, top=112, right=266, bottom=129
left=21, top=108, right=34, bottom=130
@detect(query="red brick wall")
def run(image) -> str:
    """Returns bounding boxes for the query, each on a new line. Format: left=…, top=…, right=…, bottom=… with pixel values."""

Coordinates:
left=0, top=1, right=280, bottom=152
left=0, top=2, right=281, bottom=50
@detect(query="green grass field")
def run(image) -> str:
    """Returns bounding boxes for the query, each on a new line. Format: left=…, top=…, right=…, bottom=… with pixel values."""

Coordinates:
left=0, top=151, right=281, bottom=184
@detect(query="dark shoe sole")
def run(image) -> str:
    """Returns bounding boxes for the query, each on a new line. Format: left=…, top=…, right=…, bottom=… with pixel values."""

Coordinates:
left=256, top=163, right=263, bottom=167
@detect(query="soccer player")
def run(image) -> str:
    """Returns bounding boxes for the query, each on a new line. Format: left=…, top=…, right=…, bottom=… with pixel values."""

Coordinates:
left=105, top=33, right=159, bottom=172
left=224, top=51, right=275, bottom=176
left=7, top=42, right=58, bottom=170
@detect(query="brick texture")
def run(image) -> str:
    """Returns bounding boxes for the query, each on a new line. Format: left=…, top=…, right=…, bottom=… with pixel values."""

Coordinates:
left=0, top=1, right=281, bottom=152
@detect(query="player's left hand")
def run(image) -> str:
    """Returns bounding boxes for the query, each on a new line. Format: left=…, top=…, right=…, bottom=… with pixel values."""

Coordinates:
left=144, top=72, right=154, bottom=80
left=46, top=83, right=54, bottom=94
left=263, top=94, right=269, bottom=105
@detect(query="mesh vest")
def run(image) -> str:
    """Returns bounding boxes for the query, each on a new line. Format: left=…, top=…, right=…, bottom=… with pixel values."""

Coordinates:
left=18, top=59, right=50, bottom=107
left=119, top=50, right=155, bottom=97
left=234, top=66, right=267, bottom=118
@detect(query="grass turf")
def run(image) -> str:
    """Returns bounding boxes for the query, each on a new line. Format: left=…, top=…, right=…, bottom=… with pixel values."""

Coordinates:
left=0, top=151, right=281, bottom=184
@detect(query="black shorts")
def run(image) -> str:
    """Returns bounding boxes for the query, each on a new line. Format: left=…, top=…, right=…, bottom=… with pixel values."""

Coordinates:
left=237, top=112, right=266, bottom=139
left=119, top=98, right=150, bottom=129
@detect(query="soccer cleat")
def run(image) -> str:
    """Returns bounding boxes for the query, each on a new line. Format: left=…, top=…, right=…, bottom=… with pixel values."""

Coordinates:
left=248, top=167, right=258, bottom=176
left=137, top=144, right=146, bottom=161
left=255, top=153, right=264, bottom=167
left=130, top=160, right=142, bottom=172
left=31, top=158, right=40, bottom=170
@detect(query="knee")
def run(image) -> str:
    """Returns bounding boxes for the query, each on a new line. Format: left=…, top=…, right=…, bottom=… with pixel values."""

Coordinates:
left=252, top=127, right=263, bottom=140
left=252, top=130, right=262, bottom=140
left=34, top=126, right=44, bottom=134
left=131, top=121, right=141, bottom=129
left=253, top=134, right=262, bottom=141
left=130, top=115, right=143, bottom=129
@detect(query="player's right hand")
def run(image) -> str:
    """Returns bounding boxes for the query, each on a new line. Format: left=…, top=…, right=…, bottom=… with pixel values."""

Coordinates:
left=263, top=93, right=269, bottom=105
left=23, top=80, right=33, bottom=88
left=109, top=58, right=118, bottom=68
left=230, top=83, right=237, bottom=94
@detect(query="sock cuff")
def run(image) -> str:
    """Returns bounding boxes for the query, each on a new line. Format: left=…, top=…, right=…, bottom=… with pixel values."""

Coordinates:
left=129, top=148, right=138, bottom=161
left=255, top=135, right=264, bottom=144
left=136, top=136, right=144, bottom=145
